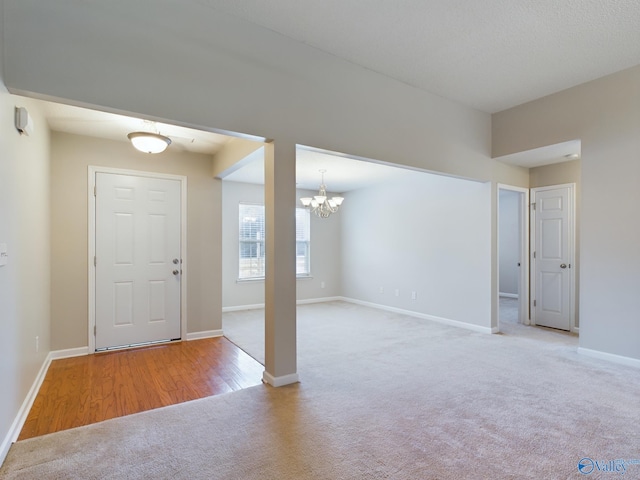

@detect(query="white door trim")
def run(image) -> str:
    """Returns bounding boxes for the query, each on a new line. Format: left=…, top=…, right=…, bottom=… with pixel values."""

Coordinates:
left=530, top=183, right=576, bottom=332
left=497, top=184, right=530, bottom=329
left=88, top=166, right=188, bottom=352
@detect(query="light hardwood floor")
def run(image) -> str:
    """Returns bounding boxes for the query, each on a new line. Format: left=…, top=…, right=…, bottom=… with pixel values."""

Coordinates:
left=19, top=337, right=263, bottom=440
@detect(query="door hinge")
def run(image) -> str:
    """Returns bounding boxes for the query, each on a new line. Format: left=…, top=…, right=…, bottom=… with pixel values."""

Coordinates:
left=94, top=185, right=96, bottom=197
left=94, top=325, right=96, bottom=336
left=533, top=251, right=536, bottom=259
left=531, top=202, right=536, bottom=210
left=94, top=256, right=96, bottom=266
left=533, top=300, right=537, bottom=307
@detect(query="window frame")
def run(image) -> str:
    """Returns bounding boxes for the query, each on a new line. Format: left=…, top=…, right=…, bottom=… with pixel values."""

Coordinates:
left=238, top=202, right=311, bottom=281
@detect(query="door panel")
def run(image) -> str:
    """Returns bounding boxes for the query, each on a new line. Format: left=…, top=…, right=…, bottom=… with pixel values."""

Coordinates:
left=95, top=173, right=181, bottom=349
left=533, top=186, right=573, bottom=331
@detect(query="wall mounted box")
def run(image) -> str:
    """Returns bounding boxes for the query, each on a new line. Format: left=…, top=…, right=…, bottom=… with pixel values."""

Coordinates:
left=15, top=106, right=34, bottom=136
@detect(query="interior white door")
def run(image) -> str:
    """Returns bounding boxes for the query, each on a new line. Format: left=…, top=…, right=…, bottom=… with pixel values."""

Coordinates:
left=95, top=173, right=181, bottom=349
left=532, top=185, right=574, bottom=331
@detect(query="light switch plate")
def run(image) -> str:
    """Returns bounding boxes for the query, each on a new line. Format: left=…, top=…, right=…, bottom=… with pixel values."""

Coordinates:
left=0, top=243, right=8, bottom=266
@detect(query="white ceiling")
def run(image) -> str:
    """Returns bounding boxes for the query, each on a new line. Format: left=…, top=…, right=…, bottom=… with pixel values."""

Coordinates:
left=224, top=146, right=416, bottom=192
left=36, top=100, right=232, bottom=155
left=34, top=98, right=414, bottom=191
left=493, top=140, right=581, bottom=169
left=199, top=0, right=640, bottom=113
left=29, top=0, right=633, bottom=181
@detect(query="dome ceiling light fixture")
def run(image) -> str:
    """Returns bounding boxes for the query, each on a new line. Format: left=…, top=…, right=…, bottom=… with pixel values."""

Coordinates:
left=300, top=169, right=344, bottom=218
left=127, top=131, right=172, bottom=154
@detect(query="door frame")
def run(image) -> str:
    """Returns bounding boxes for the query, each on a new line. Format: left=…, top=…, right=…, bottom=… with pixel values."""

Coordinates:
left=497, top=184, right=530, bottom=329
left=88, top=166, right=188, bottom=352
left=530, top=183, right=576, bottom=333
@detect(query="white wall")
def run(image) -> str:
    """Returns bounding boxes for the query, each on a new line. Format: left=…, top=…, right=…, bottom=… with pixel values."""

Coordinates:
left=0, top=88, right=51, bottom=460
left=498, top=190, right=520, bottom=296
left=341, top=173, right=492, bottom=329
left=222, top=181, right=342, bottom=308
left=494, top=65, right=640, bottom=360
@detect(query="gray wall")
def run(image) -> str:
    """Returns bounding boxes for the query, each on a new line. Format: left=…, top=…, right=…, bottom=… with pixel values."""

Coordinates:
left=50, top=132, right=222, bottom=350
left=341, top=172, right=492, bottom=329
left=2, top=1, right=530, bottom=184
left=498, top=190, right=520, bottom=296
left=222, top=181, right=342, bottom=308
left=0, top=90, right=51, bottom=457
left=494, top=66, right=639, bottom=359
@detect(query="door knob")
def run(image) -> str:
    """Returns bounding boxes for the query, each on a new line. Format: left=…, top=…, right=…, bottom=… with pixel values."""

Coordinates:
left=172, top=269, right=180, bottom=275
left=560, top=263, right=567, bottom=269
left=173, top=258, right=179, bottom=264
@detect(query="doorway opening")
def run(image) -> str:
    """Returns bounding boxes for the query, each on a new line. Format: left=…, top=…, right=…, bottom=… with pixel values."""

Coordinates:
left=497, top=185, right=529, bottom=331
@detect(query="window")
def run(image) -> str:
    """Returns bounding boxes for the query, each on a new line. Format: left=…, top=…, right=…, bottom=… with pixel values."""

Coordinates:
left=295, top=207, right=311, bottom=276
left=238, top=203, right=311, bottom=280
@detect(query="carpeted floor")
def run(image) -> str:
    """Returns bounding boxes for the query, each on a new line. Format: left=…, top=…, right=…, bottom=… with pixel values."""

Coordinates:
left=499, top=295, right=519, bottom=325
left=2, top=301, right=639, bottom=479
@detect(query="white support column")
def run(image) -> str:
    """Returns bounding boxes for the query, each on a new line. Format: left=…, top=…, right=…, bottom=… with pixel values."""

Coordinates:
left=262, top=141, right=299, bottom=387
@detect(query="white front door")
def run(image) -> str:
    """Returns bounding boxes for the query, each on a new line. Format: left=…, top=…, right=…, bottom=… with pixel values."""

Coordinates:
left=95, top=172, right=182, bottom=349
left=532, top=184, right=574, bottom=331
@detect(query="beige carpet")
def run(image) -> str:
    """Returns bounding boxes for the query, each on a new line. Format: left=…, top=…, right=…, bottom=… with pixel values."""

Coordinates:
left=2, top=301, right=639, bottom=479
left=499, top=296, right=519, bottom=325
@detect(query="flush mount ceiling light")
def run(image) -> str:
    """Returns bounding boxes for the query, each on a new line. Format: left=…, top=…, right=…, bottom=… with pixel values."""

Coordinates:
left=127, top=132, right=172, bottom=154
left=564, top=153, right=580, bottom=161
left=300, top=169, right=344, bottom=218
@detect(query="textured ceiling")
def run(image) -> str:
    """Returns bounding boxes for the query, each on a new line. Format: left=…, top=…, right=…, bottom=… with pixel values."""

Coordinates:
left=29, top=0, right=634, bottom=173
left=198, top=0, right=640, bottom=113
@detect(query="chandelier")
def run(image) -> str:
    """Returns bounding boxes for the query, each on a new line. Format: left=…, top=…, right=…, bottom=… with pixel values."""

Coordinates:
left=300, top=170, right=344, bottom=218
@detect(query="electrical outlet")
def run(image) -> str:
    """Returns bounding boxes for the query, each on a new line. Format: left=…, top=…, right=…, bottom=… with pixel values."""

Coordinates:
left=411, top=291, right=417, bottom=300
left=395, top=289, right=399, bottom=297
left=379, top=287, right=384, bottom=294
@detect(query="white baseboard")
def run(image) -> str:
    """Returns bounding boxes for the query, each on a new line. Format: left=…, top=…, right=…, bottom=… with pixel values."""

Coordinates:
left=577, top=347, right=640, bottom=369
left=222, top=296, right=342, bottom=313
left=186, top=330, right=224, bottom=341
left=296, top=296, right=342, bottom=305
left=50, top=346, right=90, bottom=360
left=222, top=303, right=265, bottom=313
left=1, top=354, right=49, bottom=464
left=262, top=371, right=299, bottom=387
left=0, top=345, right=94, bottom=465
left=340, top=297, right=494, bottom=334
left=499, top=293, right=519, bottom=299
